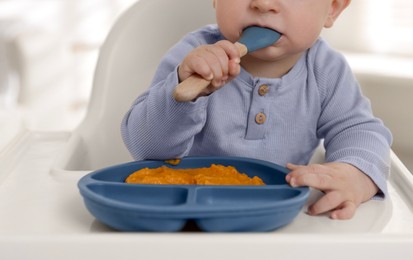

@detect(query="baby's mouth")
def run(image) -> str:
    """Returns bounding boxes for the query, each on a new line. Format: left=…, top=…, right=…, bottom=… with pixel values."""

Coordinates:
left=242, top=25, right=282, bottom=37
left=238, top=26, right=282, bottom=52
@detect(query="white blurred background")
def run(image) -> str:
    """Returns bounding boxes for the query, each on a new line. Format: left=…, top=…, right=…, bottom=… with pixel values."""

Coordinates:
left=0, top=0, right=412, bottom=171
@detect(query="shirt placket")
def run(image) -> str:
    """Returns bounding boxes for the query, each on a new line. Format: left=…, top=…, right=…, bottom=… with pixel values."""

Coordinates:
left=245, top=80, right=274, bottom=140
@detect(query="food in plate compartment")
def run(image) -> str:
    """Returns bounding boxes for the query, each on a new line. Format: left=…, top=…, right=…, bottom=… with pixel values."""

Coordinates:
left=125, top=164, right=265, bottom=185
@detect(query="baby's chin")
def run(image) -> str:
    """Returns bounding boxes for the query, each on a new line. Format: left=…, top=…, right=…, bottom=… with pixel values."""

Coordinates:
left=247, top=46, right=284, bottom=61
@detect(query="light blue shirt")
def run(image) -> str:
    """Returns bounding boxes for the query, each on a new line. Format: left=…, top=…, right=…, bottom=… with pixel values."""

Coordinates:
left=121, top=25, right=392, bottom=196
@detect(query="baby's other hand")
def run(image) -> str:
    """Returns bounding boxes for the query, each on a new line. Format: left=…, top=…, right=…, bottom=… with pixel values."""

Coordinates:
left=285, top=162, right=379, bottom=220
left=178, top=40, right=241, bottom=95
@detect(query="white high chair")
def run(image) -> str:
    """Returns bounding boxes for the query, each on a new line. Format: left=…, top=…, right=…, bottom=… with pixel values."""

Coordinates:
left=1, top=0, right=413, bottom=259
left=53, top=0, right=215, bottom=172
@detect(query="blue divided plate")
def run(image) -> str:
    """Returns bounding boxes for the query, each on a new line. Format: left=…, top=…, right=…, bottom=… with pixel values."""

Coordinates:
left=78, top=156, right=309, bottom=232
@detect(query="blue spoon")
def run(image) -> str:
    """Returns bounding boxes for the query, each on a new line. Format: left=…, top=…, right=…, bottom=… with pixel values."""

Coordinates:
left=238, top=26, right=281, bottom=53
left=173, top=26, right=281, bottom=102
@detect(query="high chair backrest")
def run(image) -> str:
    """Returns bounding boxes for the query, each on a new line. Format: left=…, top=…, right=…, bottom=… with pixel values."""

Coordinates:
left=55, top=0, right=215, bottom=171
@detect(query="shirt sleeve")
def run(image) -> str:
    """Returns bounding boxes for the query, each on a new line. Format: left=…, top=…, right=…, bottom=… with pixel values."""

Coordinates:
left=120, top=31, right=211, bottom=160
left=312, top=40, right=393, bottom=197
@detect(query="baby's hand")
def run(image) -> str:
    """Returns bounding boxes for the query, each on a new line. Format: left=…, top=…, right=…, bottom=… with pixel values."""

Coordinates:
left=178, top=40, right=241, bottom=96
left=285, top=162, right=379, bottom=220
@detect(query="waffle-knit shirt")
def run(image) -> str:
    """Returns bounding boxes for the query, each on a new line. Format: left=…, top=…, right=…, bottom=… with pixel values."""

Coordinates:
left=121, top=25, right=392, bottom=196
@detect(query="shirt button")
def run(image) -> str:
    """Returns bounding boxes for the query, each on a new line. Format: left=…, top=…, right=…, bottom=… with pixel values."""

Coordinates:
left=258, top=84, right=269, bottom=96
left=255, top=112, right=267, bottom=124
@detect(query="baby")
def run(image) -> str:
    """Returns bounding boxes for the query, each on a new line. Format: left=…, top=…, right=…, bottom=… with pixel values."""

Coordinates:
left=121, top=0, right=392, bottom=220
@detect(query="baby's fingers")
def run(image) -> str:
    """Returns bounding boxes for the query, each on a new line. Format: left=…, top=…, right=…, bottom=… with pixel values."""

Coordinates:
left=330, top=201, right=357, bottom=220
left=209, top=41, right=240, bottom=86
left=286, top=163, right=339, bottom=190
left=228, top=59, right=241, bottom=77
left=287, top=172, right=336, bottom=191
left=307, top=191, right=344, bottom=216
left=215, top=40, right=241, bottom=64
left=179, top=54, right=214, bottom=82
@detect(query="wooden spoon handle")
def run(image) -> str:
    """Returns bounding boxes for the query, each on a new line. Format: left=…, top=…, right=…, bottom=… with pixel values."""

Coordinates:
left=173, top=42, right=247, bottom=102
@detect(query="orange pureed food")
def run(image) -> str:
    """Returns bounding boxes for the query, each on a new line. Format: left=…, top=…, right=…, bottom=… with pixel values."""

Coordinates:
left=125, top=164, right=265, bottom=185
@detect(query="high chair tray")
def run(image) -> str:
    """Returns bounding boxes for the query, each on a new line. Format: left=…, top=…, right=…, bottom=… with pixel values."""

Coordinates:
left=77, top=156, right=309, bottom=232
left=1, top=131, right=413, bottom=259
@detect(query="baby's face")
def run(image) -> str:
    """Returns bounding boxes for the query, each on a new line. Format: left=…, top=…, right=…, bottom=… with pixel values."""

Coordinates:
left=214, top=0, right=340, bottom=61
